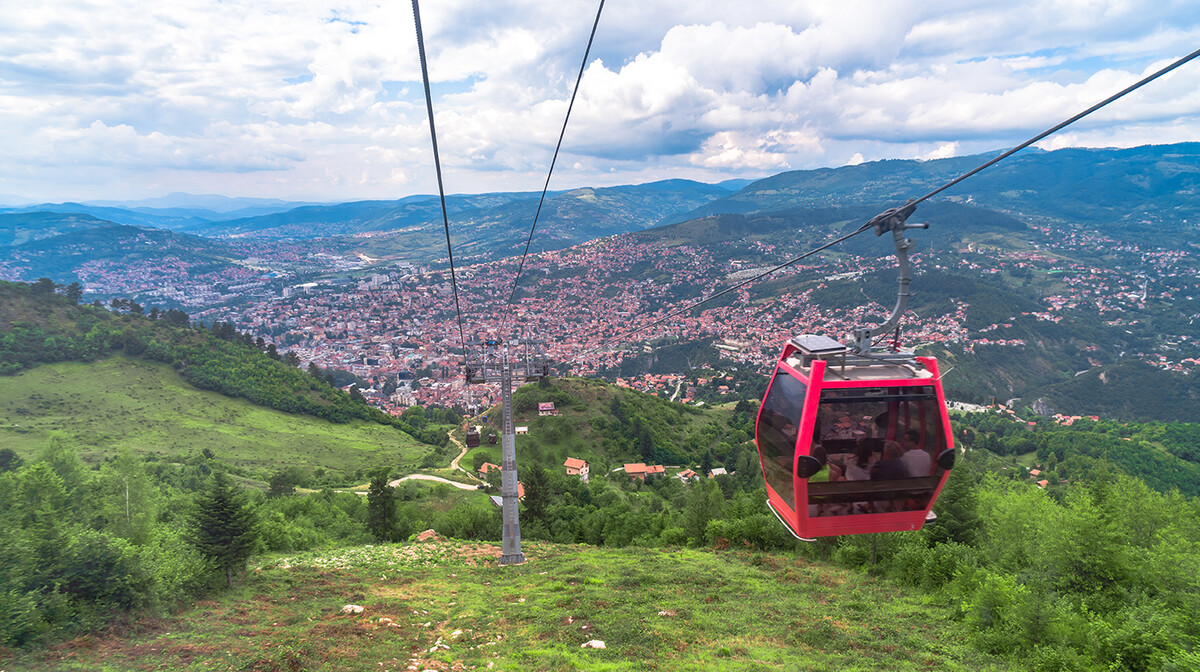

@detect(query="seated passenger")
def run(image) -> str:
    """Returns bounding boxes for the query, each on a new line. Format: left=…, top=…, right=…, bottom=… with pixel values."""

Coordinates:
left=870, top=440, right=909, bottom=512
left=900, top=429, right=933, bottom=477
left=871, top=440, right=909, bottom=481
left=807, top=444, right=844, bottom=483
left=844, top=438, right=873, bottom=481
left=844, top=438, right=875, bottom=513
left=807, top=443, right=844, bottom=517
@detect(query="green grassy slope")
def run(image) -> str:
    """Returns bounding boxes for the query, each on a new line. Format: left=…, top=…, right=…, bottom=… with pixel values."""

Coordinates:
left=0, top=356, right=436, bottom=474
left=463, top=377, right=743, bottom=475
left=8, top=538, right=1013, bottom=672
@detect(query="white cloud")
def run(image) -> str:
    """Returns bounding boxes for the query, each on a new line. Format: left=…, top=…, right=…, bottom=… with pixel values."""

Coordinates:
left=1, top=0, right=1200, bottom=201
left=919, top=142, right=959, bottom=161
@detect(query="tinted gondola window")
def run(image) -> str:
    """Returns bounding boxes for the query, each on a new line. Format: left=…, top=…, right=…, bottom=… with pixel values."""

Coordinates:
left=806, top=386, right=947, bottom=516
left=757, top=372, right=808, bottom=509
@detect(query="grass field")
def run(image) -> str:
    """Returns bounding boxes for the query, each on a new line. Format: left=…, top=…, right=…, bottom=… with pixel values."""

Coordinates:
left=6, top=537, right=1015, bottom=672
left=0, top=356, right=437, bottom=476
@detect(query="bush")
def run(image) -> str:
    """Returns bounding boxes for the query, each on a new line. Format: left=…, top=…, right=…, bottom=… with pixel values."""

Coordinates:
left=0, top=589, right=46, bottom=647
left=437, top=505, right=500, bottom=541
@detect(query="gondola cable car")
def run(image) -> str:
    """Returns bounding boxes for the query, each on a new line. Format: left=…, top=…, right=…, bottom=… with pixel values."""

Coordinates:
left=755, top=202, right=956, bottom=540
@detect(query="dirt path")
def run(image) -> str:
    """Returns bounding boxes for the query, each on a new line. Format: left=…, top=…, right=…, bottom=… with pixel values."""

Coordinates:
left=388, top=474, right=478, bottom=490
left=346, top=428, right=484, bottom=494
left=448, top=427, right=485, bottom=483
left=447, top=429, right=468, bottom=471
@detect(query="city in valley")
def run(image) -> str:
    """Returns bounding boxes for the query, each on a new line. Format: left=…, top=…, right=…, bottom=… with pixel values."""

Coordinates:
left=98, top=217, right=1193, bottom=416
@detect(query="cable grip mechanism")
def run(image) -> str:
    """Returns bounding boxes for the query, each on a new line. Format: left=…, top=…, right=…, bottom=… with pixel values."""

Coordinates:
left=851, top=200, right=929, bottom=355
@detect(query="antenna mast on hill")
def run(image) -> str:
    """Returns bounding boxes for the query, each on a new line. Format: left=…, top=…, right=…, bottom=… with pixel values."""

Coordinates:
left=465, top=338, right=549, bottom=565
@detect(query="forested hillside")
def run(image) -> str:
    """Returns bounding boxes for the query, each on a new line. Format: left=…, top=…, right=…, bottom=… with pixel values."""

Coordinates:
left=689, top=144, right=1200, bottom=244
left=4, top=398, right=1200, bottom=670
left=0, top=280, right=442, bottom=443
left=0, top=357, right=453, bottom=476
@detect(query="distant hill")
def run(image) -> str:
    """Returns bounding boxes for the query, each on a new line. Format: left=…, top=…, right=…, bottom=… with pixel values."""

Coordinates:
left=634, top=200, right=1027, bottom=253
left=683, top=143, right=1200, bottom=244
left=0, top=203, right=212, bottom=231
left=0, top=211, right=115, bottom=247
left=0, top=223, right=241, bottom=283
left=84, top=192, right=326, bottom=213
left=191, top=180, right=735, bottom=264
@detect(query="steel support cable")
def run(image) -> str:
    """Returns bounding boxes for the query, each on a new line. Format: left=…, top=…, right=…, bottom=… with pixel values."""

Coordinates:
left=908, top=45, right=1200, bottom=209
left=412, top=0, right=469, bottom=359
left=569, top=225, right=870, bottom=364
left=499, top=0, right=607, bottom=340
left=566, top=45, right=1200, bottom=367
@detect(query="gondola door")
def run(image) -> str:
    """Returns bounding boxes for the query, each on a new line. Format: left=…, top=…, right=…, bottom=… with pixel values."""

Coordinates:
left=755, top=340, right=820, bottom=535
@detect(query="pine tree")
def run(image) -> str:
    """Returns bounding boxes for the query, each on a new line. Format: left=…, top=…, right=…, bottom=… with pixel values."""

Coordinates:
left=366, top=470, right=396, bottom=542
left=65, top=282, right=83, bottom=304
left=267, top=471, right=295, bottom=499
left=191, top=471, right=258, bottom=588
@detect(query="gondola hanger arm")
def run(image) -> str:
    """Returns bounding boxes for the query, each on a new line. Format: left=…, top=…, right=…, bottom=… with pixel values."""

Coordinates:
left=848, top=200, right=928, bottom=355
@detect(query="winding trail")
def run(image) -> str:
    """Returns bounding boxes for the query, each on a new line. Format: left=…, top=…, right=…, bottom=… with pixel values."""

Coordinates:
left=359, top=428, right=486, bottom=494
left=447, top=429, right=472, bottom=475
left=388, top=474, right=477, bottom=490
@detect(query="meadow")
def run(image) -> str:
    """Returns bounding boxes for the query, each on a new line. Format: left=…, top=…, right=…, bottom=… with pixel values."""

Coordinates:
left=0, top=356, right=437, bottom=475
left=9, top=536, right=1015, bottom=672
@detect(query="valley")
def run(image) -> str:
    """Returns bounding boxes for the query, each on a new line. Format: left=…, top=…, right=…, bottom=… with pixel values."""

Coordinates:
left=3, top=145, right=1200, bottom=672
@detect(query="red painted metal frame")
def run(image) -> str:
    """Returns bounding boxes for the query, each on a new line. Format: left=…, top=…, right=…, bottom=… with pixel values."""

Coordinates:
left=755, top=341, right=956, bottom=538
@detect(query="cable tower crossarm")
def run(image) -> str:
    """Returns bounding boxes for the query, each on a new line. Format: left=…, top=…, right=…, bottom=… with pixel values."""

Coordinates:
left=499, top=0, right=606, bottom=338
left=412, top=0, right=469, bottom=359
left=566, top=45, right=1200, bottom=368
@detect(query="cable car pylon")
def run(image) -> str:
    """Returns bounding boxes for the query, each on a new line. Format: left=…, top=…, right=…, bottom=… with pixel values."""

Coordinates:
left=464, top=337, right=550, bottom=565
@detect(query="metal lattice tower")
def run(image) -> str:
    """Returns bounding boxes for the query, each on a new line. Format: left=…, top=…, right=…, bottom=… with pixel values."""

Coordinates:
left=465, top=338, right=549, bottom=565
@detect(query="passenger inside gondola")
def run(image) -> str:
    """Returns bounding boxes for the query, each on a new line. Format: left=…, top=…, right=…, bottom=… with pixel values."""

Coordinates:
left=901, top=429, right=933, bottom=476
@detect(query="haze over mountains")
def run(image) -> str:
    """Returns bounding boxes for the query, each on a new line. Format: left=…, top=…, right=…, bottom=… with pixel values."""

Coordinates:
left=4, top=143, right=1199, bottom=256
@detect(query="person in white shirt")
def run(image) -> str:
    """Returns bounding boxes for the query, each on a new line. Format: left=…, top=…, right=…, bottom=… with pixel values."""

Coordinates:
left=900, top=429, right=932, bottom=477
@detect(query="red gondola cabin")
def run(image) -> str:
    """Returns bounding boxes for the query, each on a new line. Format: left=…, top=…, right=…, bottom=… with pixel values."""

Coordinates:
left=755, top=335, right=956, bottom=539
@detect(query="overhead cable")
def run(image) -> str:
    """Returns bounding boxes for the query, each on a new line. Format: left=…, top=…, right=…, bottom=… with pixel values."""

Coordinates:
left=412, top=0, right=469, bottom=358
left=499, top=0, right=607, bottom=338
left=568, top=45, right=1200, bottom=366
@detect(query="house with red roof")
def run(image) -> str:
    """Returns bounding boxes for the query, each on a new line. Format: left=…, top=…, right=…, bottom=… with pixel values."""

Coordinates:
left=563, top=457, right=590, bottom=482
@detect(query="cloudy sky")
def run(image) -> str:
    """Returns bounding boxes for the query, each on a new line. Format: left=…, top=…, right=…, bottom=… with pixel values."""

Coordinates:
left=2, top=0, right=1200, bottom=204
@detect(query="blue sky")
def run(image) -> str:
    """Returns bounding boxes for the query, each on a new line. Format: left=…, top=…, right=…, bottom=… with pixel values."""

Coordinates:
left=2, top=0, right=1199, bottom=204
